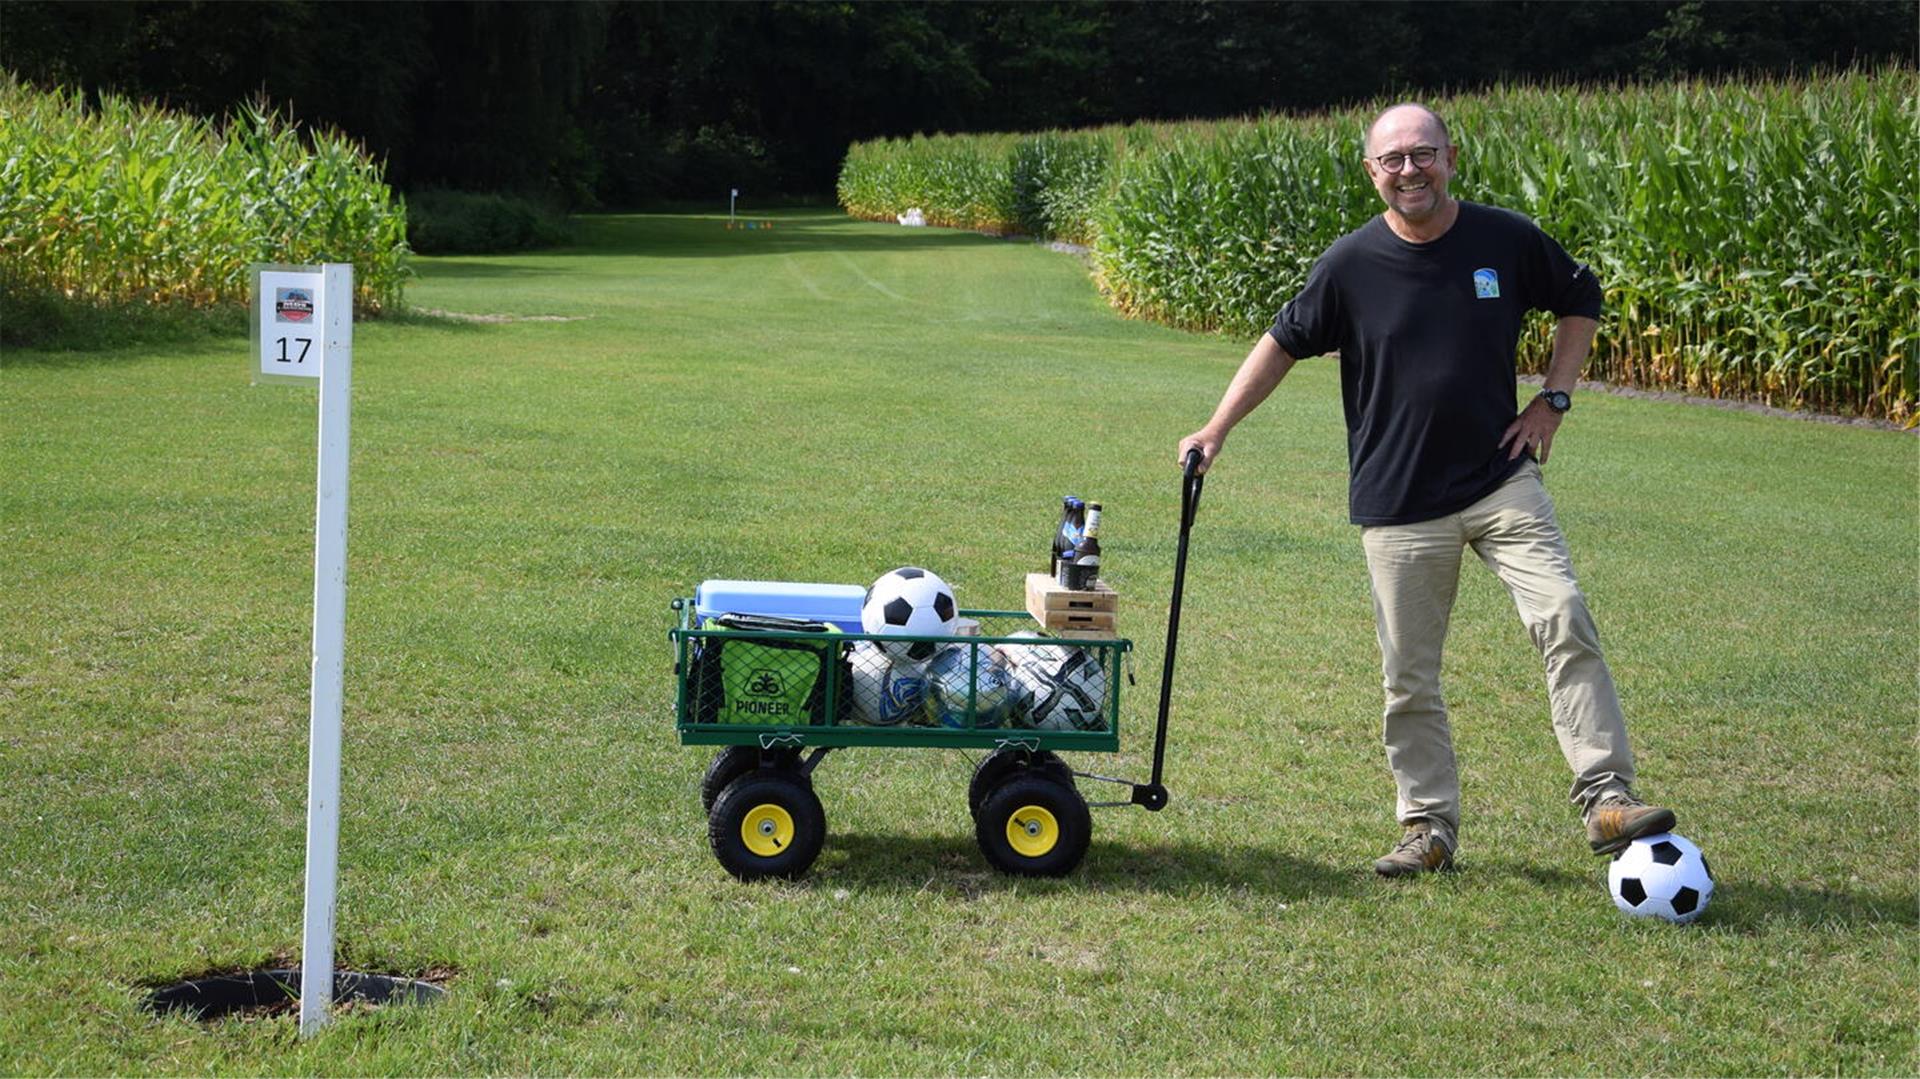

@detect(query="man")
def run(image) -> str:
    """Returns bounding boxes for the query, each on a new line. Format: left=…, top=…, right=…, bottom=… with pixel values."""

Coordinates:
left=1177, top=103, right=1675, bottom=877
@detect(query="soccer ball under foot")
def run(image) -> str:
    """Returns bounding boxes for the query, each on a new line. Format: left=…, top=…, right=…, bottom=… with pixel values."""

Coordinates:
left=1608, top=832, right=1714, bottom=924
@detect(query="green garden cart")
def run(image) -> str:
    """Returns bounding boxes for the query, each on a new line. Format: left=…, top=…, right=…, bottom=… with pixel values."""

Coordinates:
left=668, top=450, right=1206, bottom=881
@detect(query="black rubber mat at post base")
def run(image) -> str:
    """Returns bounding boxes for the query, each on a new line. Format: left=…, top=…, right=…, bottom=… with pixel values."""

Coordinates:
left=145, top=969, right=445, bottom=1020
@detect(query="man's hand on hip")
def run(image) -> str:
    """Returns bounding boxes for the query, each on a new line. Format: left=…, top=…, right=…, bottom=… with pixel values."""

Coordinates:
left=1499, top=398, right=1564, bottom=464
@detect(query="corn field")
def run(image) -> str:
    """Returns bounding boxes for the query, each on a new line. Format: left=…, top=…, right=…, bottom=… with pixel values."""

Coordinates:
left=0, top=75, right=408, bottom=318
left=839, top=70, right=1918, bottom=423
left=838, top=132, right=1023, bottom=235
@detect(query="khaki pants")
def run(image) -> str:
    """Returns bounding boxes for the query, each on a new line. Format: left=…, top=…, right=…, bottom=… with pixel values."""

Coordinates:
left=1360, top=461, right=1634, bottom=844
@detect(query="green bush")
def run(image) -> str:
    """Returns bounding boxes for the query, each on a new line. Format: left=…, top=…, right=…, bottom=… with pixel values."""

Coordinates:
left=404, top=189, right=572, bottom=255
left=0, top=74, right=409, bottom=340
left=839, top=70, right=1919, bottom=422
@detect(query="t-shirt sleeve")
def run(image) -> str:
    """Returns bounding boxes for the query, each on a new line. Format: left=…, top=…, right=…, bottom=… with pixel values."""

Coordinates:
left=1267, top=252, right=1343, bottom=359
left=1524, top=223, right=1603, bottom=319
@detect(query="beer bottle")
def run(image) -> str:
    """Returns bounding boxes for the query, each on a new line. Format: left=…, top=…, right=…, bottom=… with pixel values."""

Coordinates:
left=1051, top=496, right=1085, bottom=577
left=1067, top=502, right=1103, bottom=590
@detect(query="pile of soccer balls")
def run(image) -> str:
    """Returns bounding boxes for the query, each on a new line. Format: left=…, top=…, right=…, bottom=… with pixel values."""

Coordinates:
left=848, top=566, right=1108, bottom=731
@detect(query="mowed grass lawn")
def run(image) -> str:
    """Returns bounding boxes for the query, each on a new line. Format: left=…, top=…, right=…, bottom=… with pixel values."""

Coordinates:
left=3, top=210, right=1914, bottom=1075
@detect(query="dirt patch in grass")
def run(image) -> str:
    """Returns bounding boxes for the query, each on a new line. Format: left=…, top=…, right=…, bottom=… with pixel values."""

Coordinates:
left=412, top=307, right=590, bottom=324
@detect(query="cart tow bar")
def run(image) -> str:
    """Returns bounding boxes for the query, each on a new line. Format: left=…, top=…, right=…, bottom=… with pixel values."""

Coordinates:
left=1130, top=447, right=1205, bottom=812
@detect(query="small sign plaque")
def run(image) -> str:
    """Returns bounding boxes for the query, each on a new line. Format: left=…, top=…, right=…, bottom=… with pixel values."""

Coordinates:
left=252, top=266, right=326, bottom=382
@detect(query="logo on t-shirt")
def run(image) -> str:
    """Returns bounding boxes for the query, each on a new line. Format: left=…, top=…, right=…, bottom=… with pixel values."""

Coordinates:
left=1472, top=268, right=1500, bottom=299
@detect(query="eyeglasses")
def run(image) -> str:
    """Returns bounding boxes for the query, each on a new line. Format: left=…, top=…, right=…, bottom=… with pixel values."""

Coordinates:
left=1370, top=146, right=1441, bottom=172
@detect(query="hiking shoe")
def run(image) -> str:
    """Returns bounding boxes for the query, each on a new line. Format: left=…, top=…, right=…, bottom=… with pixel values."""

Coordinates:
left=1373, top=821, right=1454, bottom=877
left=1585, top=791, right=1676, bottom=854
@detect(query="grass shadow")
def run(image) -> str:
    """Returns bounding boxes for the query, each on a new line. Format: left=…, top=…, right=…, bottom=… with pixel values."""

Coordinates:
left=6, top=304, right=487, bottom=364
left=815, top=831, right=1914, bottom=931
left=1, top=292, right=246, bottom=362
left=407, top=258, right=580, bottom=281
left=1501, top=860, right=1916, bottom=932
left=562, top=211, right=1021, bottom=260
left=406, top=211, right=1000, bottom=270
left=818, top=830, right=1366, bottom=902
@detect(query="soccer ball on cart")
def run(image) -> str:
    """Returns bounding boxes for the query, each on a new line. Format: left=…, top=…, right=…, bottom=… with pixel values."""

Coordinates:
left=861, top=567, right=957, bottom=661
left=996, top=632, right=1110, bottom=731
left=1608, top=832, right=1715, bottom=924
left=847, top=641, right=931, bottom=726
left=927, top=644, right=1015, bottom=728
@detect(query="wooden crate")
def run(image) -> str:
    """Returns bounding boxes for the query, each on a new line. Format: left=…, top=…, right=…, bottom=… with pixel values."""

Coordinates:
left=1026, top=572, right=1119, bottom=636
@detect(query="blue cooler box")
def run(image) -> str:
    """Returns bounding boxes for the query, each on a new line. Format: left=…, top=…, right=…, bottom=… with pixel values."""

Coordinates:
left=694, top=580, right=866, bottom=632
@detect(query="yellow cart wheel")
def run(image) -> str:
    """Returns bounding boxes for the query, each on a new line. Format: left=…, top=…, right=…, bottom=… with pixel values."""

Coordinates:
left=976, top=772, right=1090, bottom=877
left=709, top=772, right=826, bottom=881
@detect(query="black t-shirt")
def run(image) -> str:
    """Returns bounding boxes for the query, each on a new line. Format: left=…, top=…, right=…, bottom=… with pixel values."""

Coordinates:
left=1268, top=201, right=1602, bottom=526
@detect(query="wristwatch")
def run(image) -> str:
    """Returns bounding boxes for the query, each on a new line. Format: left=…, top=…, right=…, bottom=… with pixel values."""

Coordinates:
left=1537, top=388, right=1572, bottom=414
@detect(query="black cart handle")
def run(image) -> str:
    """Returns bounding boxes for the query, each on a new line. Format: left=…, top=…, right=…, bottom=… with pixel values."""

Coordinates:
left=1133, top=447, right=1205, bottom=810
left=1181, top=445, right=1206, bottom=509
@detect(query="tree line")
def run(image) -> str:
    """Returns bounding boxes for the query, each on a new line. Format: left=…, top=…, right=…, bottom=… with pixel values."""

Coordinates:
left=3, top=0, right=1912, bottom=207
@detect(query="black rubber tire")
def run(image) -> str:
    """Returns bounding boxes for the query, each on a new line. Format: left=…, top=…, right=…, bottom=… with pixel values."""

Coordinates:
left=967, top=749, right=1071, bottom=821
left=975, top=772, right=1091, bottom=877
left=708, top=772, right=827, bottom=881
left=701, top=746, right=802, bottom=814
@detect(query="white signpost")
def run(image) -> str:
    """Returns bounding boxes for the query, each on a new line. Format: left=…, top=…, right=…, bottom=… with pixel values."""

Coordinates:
left=251, top=263, right=354, bottom=1036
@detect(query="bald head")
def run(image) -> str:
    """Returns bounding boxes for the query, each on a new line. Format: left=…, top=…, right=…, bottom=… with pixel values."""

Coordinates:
left=1362, top=102, right=1459, bottom=235
left=1365, top=104, right=1451, bottom=156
